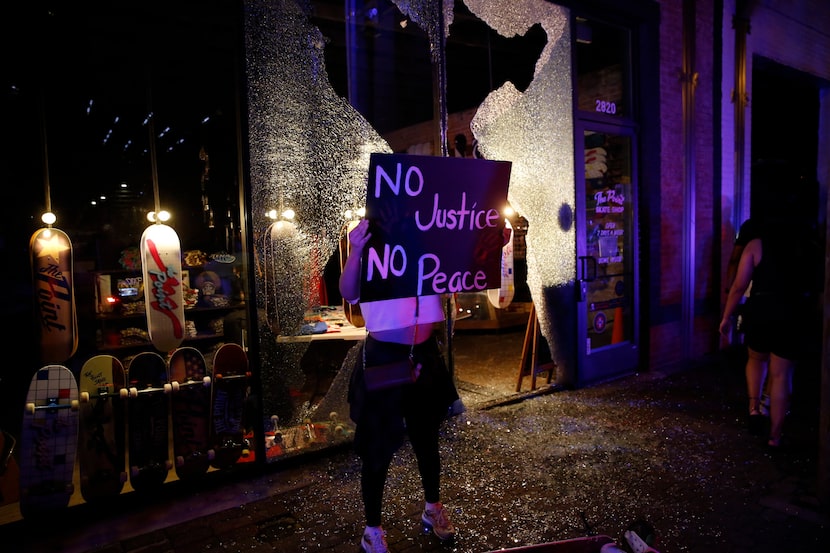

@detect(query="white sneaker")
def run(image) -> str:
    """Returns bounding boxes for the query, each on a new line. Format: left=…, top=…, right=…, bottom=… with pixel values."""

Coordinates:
left=361, top=526, right=388, bottom=553
left=422, top=503, right=456, bottom=541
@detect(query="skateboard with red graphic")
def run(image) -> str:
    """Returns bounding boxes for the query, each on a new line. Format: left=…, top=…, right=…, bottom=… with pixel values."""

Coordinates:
left=488, top=218, right=514, bottom=309
left=169, top=347, right=213, bottom=480
left=78, top=355, right=128, bottom=503
left=18, top=364, right=79, bottom=518
left=30, top=227, right=78, bottom=364
left=140, top=223, right=186, bottom=353
left=126, top=352, right=172, bottom=491
left=210, top=343, right=250, bottom=469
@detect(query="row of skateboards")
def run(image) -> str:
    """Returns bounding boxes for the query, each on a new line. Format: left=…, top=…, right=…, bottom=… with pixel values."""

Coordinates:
left=14, top=342, right=250, bottom=519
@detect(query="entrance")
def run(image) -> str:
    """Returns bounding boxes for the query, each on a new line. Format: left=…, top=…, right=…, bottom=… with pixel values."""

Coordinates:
left=575, top=122, right=639, bottom=384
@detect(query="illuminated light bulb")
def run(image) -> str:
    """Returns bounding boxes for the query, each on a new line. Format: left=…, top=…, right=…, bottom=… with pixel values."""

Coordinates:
left=41, top=212, right=57, bottom=225
left=266, top=209, right=277, bottom=220
left=271, top=219, right=297, bottom=237
left=282, top=209, right=295, bottom=220
left=157, top=210, right=171, bottom=222
left=147, top=211, right=157, bottom=222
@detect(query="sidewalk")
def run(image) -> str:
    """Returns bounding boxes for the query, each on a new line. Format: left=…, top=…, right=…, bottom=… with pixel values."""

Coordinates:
left=3, top=353, right=828, bottom=552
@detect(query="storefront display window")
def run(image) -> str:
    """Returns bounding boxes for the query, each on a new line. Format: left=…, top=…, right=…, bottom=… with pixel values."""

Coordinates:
left=3, top=0, right=608, bottom=503
left=245, top=0, right=580, bottom=462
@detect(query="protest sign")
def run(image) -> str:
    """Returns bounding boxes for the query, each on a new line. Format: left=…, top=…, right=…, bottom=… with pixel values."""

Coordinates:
left=360, top=153, right=511, bottom=302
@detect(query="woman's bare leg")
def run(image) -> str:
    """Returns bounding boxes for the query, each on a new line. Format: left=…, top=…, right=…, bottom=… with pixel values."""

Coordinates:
left=745, top=347, right=769, bottom=414
left=767, top=353, right=794, bottom=445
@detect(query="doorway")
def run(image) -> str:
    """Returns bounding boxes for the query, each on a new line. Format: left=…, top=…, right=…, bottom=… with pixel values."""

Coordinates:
left=575, top=122, right=640, bottom=384
left=750, top=58, right=824, bottom=410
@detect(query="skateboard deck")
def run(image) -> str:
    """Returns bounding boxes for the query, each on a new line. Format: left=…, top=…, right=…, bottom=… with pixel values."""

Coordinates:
left=338, top=220, right=365, bottom=327
left=0, top=429, right=20, bottom=506
left=140, top=223, right=186, bottom=353
left=126, top=351, right=172, bottom=491
left=18, top=365, right=79, bottom=518
left=210, top=343, right=250, bottom=469
left=488, top=218, right=514, bottom=309
left=30, top=227, right=78, bottom=364
left=78, top=355, right=127, bottom=503
left=169, top=347, right=213, bottom=480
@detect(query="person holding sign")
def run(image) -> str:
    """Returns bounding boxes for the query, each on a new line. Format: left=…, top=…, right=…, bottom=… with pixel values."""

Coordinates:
left=341, top=217, right=458, bottom=553
left=343, top=153, right=512, bottom=552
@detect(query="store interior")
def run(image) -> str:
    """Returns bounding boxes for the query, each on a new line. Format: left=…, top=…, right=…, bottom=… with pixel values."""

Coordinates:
left=1, top=0, right=566, bottom=524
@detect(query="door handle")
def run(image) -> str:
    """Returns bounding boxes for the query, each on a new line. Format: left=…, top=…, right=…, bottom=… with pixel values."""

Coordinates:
left=578, top=256, right=597, bottom=282
left=577, top=256, right=597, bottom=301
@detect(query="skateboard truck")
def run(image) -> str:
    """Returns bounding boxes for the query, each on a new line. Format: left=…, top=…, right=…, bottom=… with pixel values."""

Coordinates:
left=80, top=385, right=129, bottom=403
left=170, top=375, right=211, bottom=392
left=26, top=397, right=80, bottom=414
left=129, top=383, right=173, bottom=397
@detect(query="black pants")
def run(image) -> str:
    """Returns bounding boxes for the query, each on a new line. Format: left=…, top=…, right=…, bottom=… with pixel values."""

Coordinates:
left=350, top=335, right=456, bottom=526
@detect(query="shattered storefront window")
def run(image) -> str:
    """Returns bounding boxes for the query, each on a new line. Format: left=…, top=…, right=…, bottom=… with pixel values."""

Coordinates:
left=465, top=0, right=575, bottom=379
left=245, top=0, right=575, bottom=461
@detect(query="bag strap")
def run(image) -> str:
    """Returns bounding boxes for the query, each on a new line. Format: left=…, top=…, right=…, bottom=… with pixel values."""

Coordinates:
left=362, top=297, right=420, bottom=369
left=409, top=296, right=419, bottom=360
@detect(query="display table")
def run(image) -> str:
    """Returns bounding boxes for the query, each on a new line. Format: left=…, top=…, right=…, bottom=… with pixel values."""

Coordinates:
left=276, top=306, right=366, bottom=343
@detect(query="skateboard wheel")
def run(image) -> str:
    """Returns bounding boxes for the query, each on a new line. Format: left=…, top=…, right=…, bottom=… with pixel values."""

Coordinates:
left=241, top=449, right=250, bottom=457
left=26, top=402, right=35, bottom=414
left=170, top=381, right=180, bottom=392
left=163, top=383, right=173, bottom=394
left=119, top=388, right=128, bottom=399
left=71, top=399, right=80, bottom=410
left=129, top=387, right=138, bottom=398
left=202, top=376, right=211, bottom=386
left=334, top=424, right=345, bottom=435
left=80, top=391, right=90, bottom=403
left=215, top=373, right=223, bottom=380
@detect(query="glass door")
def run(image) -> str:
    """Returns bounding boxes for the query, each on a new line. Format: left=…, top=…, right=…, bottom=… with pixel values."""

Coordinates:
left=575, top=122, right=639, bottom=383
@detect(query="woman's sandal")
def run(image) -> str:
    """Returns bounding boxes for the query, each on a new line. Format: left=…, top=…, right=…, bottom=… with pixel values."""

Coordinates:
left=747, top=407, right=765, bottom=435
